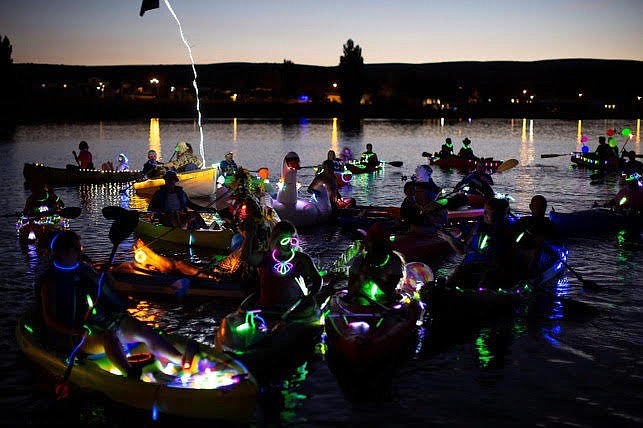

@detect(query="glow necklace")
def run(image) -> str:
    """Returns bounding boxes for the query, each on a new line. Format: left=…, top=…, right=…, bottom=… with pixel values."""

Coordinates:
left=272, top=249, right=295, bottom=275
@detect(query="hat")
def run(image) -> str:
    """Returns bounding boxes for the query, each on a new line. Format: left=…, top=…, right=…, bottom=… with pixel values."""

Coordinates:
left=175, top=141, right=188, bottom=153
left=163, top=170, right=179, bottom=182
left=225, top=151, right=233, bottom=157
left=462, top=138, right=471, bottom=145
left=365, top=222, right=390, bottom=243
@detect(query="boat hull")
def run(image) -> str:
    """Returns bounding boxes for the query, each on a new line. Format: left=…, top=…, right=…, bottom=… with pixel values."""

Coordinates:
left=134, top=168, right=217, bottom=199
left=16, top=311, right=257, bottom=422
left=23, top=163, right=143, bottom=186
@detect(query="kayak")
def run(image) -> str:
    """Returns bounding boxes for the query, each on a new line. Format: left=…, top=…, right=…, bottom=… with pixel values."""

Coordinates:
left=23, top=163, right=144, bottom=186
left=16, top=310, right=257, bottom=422
left=134, top=217, right=234, bottom=250
left=391, top=230, right=453, bottom=266
left=215, top=293, right=322, bottom=373
left=345, top=161, right=383, bottom=175
left=16, top=214, right=69, bottom=248
left=325, top=289, right=424, bottom=366
left=570, top=152, right=620, bottom=172
left=549, top=207, right=642, bottom=235
left=429, top=244, right=567, bottom=322
left=108, top=240, right=244, bottom=299
left=429, top=155, right=503, bottom=172
left=133, top=167, right=217, bottom=199
left=334, top=205, right=483, bottom=230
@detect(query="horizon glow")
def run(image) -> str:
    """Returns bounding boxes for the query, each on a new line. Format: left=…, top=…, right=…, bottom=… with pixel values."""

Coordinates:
left=0, top=1, right=641, bottom=66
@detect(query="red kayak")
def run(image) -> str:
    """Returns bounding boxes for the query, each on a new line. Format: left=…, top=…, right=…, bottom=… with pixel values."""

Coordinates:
left=430, top=155, right=503, bottom=172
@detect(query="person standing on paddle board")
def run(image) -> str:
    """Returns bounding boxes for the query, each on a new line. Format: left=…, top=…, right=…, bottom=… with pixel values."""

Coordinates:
left=36, top=231, right=191, bottom=379
left=360, top=144, right=380, bottom=168
left=76, top=141, right=94, bottom=170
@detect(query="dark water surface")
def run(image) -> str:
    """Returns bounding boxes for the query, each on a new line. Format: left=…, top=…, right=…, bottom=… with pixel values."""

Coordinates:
left=1, top=118, right=641, bottom=427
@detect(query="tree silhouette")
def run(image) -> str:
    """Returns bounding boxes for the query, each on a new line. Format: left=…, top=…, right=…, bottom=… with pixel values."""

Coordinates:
left=339, top=39, right=364, bottom=119
left=280, top=59, right=298, bottom=100
left=0, top=34, right=12, bottom=66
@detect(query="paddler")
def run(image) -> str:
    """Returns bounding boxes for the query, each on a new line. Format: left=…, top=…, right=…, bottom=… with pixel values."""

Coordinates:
left=36, top=231, right=195, bottom=379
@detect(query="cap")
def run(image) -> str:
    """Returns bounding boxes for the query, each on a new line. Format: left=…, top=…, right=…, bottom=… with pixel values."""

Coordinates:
left=463, top=137, right=471, bottom=145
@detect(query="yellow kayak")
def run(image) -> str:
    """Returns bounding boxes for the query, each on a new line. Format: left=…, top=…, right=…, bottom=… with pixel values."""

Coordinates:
left=16, top=310, right=257, bottom=422
left=134, top=168, right=217, bottom=198
left=134, top=218, right=234, bottom=250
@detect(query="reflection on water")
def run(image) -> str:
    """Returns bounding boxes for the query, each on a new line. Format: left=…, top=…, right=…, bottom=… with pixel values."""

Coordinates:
left=2, top=118, right=642, bottom=427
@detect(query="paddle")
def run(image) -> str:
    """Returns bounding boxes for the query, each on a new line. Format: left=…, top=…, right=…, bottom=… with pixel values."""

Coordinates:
left=561, top=260, right=601, bottom=291
left=2, top=206, right=82, bottom=219
left=72, top=150, right=80, bottom=167
left=55, top=208, right=140, bottom=399
left=540, top=153, right=571, bottom=158
left=384, top=161, right=404, bottom=167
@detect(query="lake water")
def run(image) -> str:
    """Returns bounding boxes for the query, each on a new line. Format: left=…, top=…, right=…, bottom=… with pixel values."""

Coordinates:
left=1, top=118, right=641, bottom=427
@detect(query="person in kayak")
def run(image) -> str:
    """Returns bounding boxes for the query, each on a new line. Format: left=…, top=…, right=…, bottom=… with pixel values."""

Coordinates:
left=36, top=231, right=192, bottom=379
left=413, top=165, right=442, bottom=201
left=438, top=197, right=516, bottom=289
left=23, top=179, right=65, bottom=217
left=339, top=147, right=354, bottom=163
left=142, top=149, right=165, bottom=178
left=308, top=160, right=343, bottom=211
left=360, top=144, right=380, bottom=168
left=622, top=150, right=643, bottom=176
left=348, top=222, right=406, bottom=305
left=115, top=153, right=130, bottom=172
left=326, top=150, right=344, bottom=172
left=594, top=136, right=615, bottom=162
left=164, top=141, right=203, bottom=172
left=458, top=137, right=476, bottom=159
left=219, top=151, right=238, bottom=177
left=255, top=220, right=322, bottom=310
left=148, top=170, right=207, bottom=229
left=454, top=163, right=495, bottom=201
left=76, top=140, right=94, bottom=169
left=438, top=137, right=454, bottom=158
left=514, top=195, right=562, bottom=273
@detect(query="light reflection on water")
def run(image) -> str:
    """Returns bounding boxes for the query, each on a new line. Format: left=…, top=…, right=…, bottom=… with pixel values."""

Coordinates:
left=1, top=118, right=641, bottom=426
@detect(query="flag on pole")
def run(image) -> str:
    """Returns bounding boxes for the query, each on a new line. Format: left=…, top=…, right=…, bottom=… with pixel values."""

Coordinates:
left=140, top=0, right=160, bottom=16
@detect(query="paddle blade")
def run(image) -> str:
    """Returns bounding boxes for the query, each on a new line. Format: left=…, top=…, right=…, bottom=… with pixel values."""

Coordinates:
left=421, top=152, right=431, bottom=157
left=60, top=206, right=82, bottom=219
left=108, top=210, right=139, bottom=246
left=387, top=161, right=403, bottom=167
left=540, top=154, right=568, bottom=158
left=496, top=159, right=519, bottom=173
left=102, top=206, right=128, bottom=220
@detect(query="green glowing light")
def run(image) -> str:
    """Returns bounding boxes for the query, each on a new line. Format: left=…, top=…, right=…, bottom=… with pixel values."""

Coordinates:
left=86, top=294, right=94, bottom=308
left=376, top=317, right=384, bottom=328
left=479, top=234, right=489, bottom=250
left=362, top=280, right=385, bottom=301
left=515, top=232, right=525, bottom=243
left=619, top=197, right=628, bottom=206
left=24, top=324, right=34, bottom=334
left=475, top=329, right=493, bottom=368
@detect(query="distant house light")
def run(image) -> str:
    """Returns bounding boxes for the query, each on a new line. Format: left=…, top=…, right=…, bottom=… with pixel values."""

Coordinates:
left=170, top=86, right=175, bottom=92
left=41, top=83, right=46, bottom=88
left=63, top=84, right=67, bottom=88
left=298, top=95, right=310, bottom=103
left=231, top=93, right=237, bottom=102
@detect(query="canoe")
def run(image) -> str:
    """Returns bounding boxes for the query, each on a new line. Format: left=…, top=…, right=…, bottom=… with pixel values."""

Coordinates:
left=325, top=289, right=424, bottom=366
left=429, top=244, right=567, bottom=322
left=429, top=156, right=503, bottom=172
left=134, top=217, right=234, bottom=250
left=549, top=207, right=642, bottom=235
left=23, top=163, right=144, bottom=186
left=215, top=294, right=322, bottom=373
left=133, top=167, right=217, bottom=199
left=570, top=152, right=620, bottom=172
left=16, top=310, right=257, bottom=422
left=391, top=231, right=453, bottom=265
left=345, top=161, right=383, bottom=175
left=108, top=242, right=244, bottom=299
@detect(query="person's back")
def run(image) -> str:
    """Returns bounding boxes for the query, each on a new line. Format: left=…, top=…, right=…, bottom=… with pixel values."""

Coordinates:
left=148, top=171, right=205, bottom=229
left=594, top=136, right=614, bottom=161
left=458, top=138, right=476, bottom=159
left=77, top=141, right=94, bottom=169
left=515, top=195, right=561, bottom=273
left=456, top=169, right=494, bottom=200
left=339, top=147, right=354, bottom=163
left=623, top=151, right=643, bottom=175
left=308, top=160, right=341, bottom=209
left=439, top=138, right=454, bottom=158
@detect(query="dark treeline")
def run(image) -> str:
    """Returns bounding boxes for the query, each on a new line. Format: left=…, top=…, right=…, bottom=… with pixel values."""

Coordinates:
left=2, top=58, right=642, bottom=121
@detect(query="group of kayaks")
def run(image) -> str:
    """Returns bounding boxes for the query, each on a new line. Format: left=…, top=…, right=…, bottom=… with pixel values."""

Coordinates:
left=16, top=151, right=636, bottom=422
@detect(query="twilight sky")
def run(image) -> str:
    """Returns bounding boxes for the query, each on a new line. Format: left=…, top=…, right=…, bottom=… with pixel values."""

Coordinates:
left=1, top=0, right=641, bottom=66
